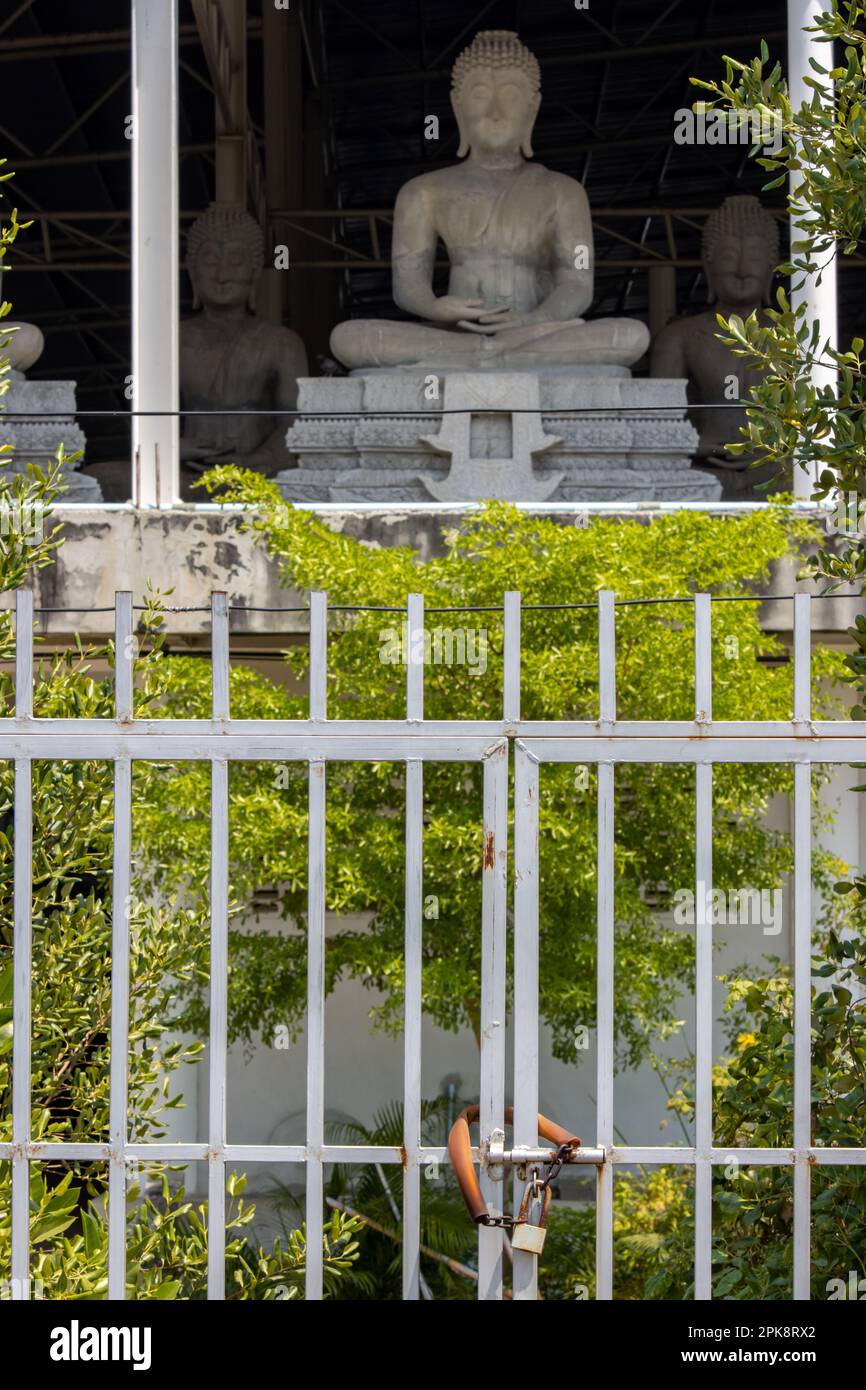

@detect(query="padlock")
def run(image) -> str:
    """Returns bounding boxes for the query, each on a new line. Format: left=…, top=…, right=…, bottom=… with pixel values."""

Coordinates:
left=511, top=1174, right=551, bottom=1255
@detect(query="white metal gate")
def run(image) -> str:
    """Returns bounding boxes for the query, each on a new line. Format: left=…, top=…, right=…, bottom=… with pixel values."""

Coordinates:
left=2, top=587, right=865, bottom=1301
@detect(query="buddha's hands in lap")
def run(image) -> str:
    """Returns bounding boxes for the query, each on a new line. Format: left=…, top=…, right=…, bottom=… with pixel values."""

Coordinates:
left=458, top=309, right=528, bottom=334
left=181, top=441, right=238, bottom=462
left=702, top=448, right=748, bottom=470
left=426, top=296, right=510, bottom=328
left=457, top=311, right=586, bottom=335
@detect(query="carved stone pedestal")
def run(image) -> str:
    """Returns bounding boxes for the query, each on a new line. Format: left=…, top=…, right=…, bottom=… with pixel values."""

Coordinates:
left=0, top=372, right=98, bottom=501
left=275, top=370, right=720, bottom=503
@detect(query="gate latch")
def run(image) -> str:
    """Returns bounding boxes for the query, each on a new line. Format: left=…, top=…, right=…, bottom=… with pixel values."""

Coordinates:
left=448, top=1104, right=604, bottom=1236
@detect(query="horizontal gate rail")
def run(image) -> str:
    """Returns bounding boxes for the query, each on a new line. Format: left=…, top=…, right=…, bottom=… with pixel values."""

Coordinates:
left=0, top=721, right=859, bottom=739
left=4, top=585, right=865, bottom=1301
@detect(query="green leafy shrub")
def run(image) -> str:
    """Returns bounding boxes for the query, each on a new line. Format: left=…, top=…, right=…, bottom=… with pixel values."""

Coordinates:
left=137, top=474, right=849, bottom=1078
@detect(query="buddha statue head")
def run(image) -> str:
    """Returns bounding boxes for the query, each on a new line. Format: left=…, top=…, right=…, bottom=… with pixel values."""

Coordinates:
left=0, top=318, right=44, bottom=374
left=187, top=201, right=264, bottom=313
left=702, top=195, right=779, bottom=311
left=451, top=30, right=542, bottom=162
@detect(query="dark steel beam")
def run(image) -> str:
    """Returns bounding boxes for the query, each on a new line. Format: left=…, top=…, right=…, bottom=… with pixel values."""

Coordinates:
left=9, top=143, right=212, bottom=171
left=0, top=20, right=263, bottom=63
left=318, top=30, right=787, bottom=91
left=0, top=0, right=37, bottom=39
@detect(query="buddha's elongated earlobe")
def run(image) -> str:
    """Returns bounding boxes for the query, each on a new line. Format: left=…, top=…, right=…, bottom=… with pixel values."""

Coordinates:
left=452, top=93, right=470, bottom=158
left=762, top=265, right=774, bottom=305
left=520, top=95, right=541, bottom=159
left=190, top=271, right=201, bottom=311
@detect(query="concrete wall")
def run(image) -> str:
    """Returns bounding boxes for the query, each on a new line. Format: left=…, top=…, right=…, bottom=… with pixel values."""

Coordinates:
left=13, top=502, right=863, bottom=643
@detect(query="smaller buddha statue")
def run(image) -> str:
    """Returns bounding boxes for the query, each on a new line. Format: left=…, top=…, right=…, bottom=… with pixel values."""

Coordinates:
left=180, top=202, right=308, bottom=473
left=0, top=318, right=44, bottom=374
left=651, top=196, right=781, bottom=498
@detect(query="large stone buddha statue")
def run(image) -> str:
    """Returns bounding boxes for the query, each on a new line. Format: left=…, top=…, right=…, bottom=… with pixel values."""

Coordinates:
left=180, top=202, right=308, bottom=473
left=330, top=30, right=648, bottom=373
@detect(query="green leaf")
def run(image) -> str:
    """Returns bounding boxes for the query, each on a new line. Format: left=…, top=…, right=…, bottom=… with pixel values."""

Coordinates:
left=149, top=1280, right=181, bottom=1300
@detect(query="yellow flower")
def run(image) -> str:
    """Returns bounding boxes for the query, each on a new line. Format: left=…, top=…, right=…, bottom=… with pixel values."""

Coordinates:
left=737, top=1032, right=758, bottom=1050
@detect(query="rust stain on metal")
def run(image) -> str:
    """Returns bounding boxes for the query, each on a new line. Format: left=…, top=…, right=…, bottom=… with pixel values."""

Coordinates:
left=483, top=830, right=495, bottom=870
left=399, top=1145, right=408, bottom=1169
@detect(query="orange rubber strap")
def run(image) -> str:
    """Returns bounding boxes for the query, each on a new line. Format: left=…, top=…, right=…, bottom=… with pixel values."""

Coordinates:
left=447, top=1104, right=580, bottom=1225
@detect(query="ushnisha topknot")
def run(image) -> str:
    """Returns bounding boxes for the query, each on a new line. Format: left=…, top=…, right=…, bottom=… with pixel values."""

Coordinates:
left=187, top=201, right=264, bottom=274
left=702, top=195, right=779, bottom=266
left=451, top=30, right=541, bottom=98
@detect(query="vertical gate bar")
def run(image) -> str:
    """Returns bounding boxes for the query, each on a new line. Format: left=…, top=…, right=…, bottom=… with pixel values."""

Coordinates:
left=598, top=590, right=616, bottom=728
left=695, top=593, right=712, bottom=723
left=11, top=590, right=33, bottom=1298
left=405, top=592, right=423, bottom=722
left=513, top=741, right=539, bottom=1301
left=596, top=761, right=615, bottom=1301
left=403, top=758, right=423, bottom=1299
left=207, top=593, right=229, bottom=1299
left=210, top=591, right=230, bottom=719
left=114, top=590, right=134, bottom=723
left=503, top=592, right=521, bottom=724
left=403, top=594, right=424, bottom=1300
left=306, top=593, right=328, bottom=1300
left=793, top=754, right=812, bottom=1299
left=14, top=587, right=32, bottom=720
left=211, top=591, right=230, bottom=725
left=694, top=597, right=714, bottom=1299
left=694, top=762, right=713, bottom=1300
left=792, top=592, right=812, bottom=1298
left=477, top=742, right=508, bottom=1300
left=108, top=593, right=134, bottom=1300
left=108, top=758, right=132, bottom=1300
left=309, top=591, right=328, bottom=723
left=596, top=589, right=616, bottom=1299
left=794, top=592, right=811, bottom=724
left=306, top=758, right=326, bottom=1300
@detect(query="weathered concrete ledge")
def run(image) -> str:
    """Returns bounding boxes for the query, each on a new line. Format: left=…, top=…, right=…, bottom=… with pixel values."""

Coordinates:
left=7, top=502, right=860, bottom=642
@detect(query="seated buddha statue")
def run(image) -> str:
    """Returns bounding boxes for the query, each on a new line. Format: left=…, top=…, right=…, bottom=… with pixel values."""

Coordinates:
left=180, top=202, right=308, bottom=473
left=330, top=30, right=648, bottom=373
left=651, top=195, right=782, bottom=498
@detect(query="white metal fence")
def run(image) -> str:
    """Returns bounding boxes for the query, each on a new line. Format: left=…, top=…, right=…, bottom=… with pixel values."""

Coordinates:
left=1, top=586, right=865, bottom=1301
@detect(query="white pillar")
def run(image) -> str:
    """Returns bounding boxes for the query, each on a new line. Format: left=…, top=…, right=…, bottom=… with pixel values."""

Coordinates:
left=132, top=0, right=179, bottom=508
left=788, top=0, right=838, bottom=498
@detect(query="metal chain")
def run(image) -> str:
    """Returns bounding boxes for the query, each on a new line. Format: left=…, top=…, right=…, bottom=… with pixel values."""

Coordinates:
left=486, top=1142, right=578, bottom=1230
left=538, top=1141, right=577, bottom=1195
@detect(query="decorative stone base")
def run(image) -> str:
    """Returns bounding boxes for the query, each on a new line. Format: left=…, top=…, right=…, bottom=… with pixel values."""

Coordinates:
left=0, top=372, right=99, bottom=502
left=275, top=370, right=720, bottom=503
